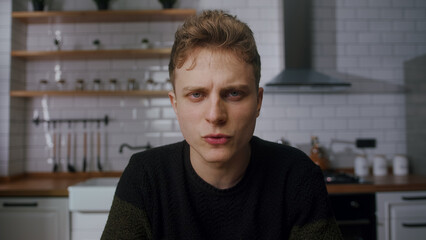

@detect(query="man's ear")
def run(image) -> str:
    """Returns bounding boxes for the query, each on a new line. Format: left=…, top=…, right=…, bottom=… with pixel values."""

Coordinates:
left=169, top=91, right=178, bottom=114
left=256, top=87, right=264, bottom=117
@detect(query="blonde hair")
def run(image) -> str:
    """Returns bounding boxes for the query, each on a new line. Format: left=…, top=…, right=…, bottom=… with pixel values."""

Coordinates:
left=169, top=10, right=261, bottom=89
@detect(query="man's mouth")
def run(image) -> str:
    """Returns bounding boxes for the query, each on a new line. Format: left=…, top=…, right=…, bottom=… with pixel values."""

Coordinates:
left=203, top=134, right=231, bottom=145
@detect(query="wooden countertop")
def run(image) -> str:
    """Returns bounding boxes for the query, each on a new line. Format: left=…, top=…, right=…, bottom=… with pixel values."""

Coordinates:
left=0, top=172, right=122, bottom=197
left=2, top=172, right=426, bottom=197
left=327, top=175, right=426, bottom=194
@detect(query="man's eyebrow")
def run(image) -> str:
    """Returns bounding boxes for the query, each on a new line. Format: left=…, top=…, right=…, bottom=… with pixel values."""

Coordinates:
left=182, top=86, right=209, bottom=92
left=221, top=84, right=251, bottom=92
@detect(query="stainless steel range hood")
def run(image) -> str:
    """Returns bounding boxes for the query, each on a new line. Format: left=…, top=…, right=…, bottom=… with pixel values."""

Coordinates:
left=265, top=0, right=351, bottom=92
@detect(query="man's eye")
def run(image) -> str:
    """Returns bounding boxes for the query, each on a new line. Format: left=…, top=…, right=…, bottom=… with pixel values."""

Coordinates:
left=191, top=92, right=202, bottom=98
left=226, top=90, right=244, bottom=100
left=229, top=91, right=240, bottom=97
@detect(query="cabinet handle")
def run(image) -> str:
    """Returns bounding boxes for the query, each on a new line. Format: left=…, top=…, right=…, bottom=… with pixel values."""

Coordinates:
left=402, top=223, right=426, bottom=228
left=402, top=196, right=426, bottom=201
left=3, top=202, right=38, bottom=207
left=336, top=219, right=371, bottom=226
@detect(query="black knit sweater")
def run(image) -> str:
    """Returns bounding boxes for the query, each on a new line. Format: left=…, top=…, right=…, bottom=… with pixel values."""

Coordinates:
left=102, top=136, right=342, bottom=239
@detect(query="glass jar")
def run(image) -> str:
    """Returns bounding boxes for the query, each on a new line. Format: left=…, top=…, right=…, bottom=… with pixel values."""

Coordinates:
left=56, top=79, right=66, bottom=91
left=76, top=79, right=85, bottom=91
left=93, top=78, right=101, bottom=91
left=145, top=78, right=155, bottom=90
left=109, top=78, right=118, bottom=91
left=127, top=78, right=137, bottom=90
left=39, top=79, right=48, bottom=91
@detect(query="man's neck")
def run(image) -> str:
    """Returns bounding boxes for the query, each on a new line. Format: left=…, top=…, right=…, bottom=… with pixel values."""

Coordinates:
left=189, top=146, right=251, bottom=190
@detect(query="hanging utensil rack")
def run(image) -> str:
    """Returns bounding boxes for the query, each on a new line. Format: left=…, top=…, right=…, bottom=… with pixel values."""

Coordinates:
left=32, top=115, right=109, bottom=126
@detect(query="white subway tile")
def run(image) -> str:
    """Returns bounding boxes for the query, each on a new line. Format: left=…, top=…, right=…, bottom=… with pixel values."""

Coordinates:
left=261, top=106, right=286, bottom=118
left=358, top=32, right=382, bottom=43
left=150, top=98, right=172, bottom=107
left=300, top=119, right=323, bottom=130
left=360, top=106, right=384, bottom=117
left=348, top=94, right=372, bottom=104
left=324, top=95, right=348, bottom=105
left=149, top=119, right=174, bottom=132
left=336, top=106, right=360, bottom=117
left=403, top=9, right=426, bottom=19
left=349, top=118, right=373, bottom=129
left=286, top=107, right=311, bottom=118
left=255, top=119, right=275, bottom=131
left=380, top=9, right=403, bottom=19
left=312, top=106, right=336, bottom=118
left=274, top=119, right=298, bottom=131
left=373, top=118, right=396, bottom=129
left=324, top=119, right=348, bottom=130
left=299, top=94, right=324, bottom=105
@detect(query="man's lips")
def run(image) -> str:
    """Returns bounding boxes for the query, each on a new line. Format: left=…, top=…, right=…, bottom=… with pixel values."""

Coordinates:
left=203, top=134, right=231, bottom=145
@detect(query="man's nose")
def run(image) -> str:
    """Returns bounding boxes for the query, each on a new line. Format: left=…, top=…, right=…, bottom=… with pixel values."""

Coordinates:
left=205, top=96, right=227, bottom=125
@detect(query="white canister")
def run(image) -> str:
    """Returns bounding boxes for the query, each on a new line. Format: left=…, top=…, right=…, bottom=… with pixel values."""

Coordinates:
left=354, top=155, right=369, bottom=177
left=393, top=154, right=409, bottom=176
left=373, top=155, right=388, bottom=176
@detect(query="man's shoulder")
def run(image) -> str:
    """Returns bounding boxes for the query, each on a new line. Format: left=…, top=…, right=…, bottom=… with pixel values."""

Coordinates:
left=251, top=136, right=319, bottom=175
left=126, top=140, right=186, bottom=170
left=251, top=136, right=310, bottom=162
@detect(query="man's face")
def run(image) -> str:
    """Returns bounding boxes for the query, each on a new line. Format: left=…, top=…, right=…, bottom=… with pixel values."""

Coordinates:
left=169, top=48, right=263, bottom=165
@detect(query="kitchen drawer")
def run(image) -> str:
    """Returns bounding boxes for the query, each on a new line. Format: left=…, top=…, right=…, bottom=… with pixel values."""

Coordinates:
left=0, top=197, right=69, bottom=240
left=391, top=217, right=426, bottom=240
left=376, top=191, right=426, bottom=240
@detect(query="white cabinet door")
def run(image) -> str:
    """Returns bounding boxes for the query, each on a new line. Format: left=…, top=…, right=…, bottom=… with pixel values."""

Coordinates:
left=0, top=197, right=69, bottom=240
left=70, top=212, right=109, bottom=240
left=377, top=191, right=426, bottom=240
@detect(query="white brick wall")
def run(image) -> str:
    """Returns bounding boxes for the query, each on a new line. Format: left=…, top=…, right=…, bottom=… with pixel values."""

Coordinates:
left=1, top=0, right=424, bottom=174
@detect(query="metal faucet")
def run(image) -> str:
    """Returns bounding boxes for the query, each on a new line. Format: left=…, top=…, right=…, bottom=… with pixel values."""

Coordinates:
left=119, top=142, right=152, bottom=153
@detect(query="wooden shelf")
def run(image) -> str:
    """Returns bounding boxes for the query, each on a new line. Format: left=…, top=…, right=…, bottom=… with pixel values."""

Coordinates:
left=12, top=9, right=196, bottom=24
left=10, top=90, right=170, bottom=97
left=11, top=48, right=171, bottom=60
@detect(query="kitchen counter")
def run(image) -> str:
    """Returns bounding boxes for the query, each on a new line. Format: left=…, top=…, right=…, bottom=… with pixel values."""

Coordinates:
left=2, top=173, right=426, bottom=197
left=0, top=172, right=121, bottom=197
left=327, top=175, right=426, bottom=194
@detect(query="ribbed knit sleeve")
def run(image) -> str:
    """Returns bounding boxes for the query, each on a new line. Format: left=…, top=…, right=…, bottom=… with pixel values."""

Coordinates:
left=285, top=152, right=343, bottom=239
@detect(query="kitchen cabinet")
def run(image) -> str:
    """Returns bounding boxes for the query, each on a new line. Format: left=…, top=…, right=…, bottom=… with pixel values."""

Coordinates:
left=376, top=191, right=426, bottom=240
left=70, top=212, right=109, bottom=240
left=10, top=9, right=196, bottom=98
left=0, top=197, right=69, bottom=240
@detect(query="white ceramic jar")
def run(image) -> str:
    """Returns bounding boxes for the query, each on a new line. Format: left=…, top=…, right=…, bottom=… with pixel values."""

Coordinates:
left=393, top=154, right=408, bottom=176
left=354, top=154, right=369, bottom=176
left=373, top=155, right=388, bottom=176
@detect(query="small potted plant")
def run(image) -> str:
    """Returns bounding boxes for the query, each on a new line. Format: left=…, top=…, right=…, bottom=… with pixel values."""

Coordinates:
left=93, top=0, right=111, bottom=10
left=93, top=39, right=101, bottom=50
left=159, top=0, right=177, bottom=9
left=141, top=38, right=151, bottom=49
left=31, top=0, right=45, bottom=11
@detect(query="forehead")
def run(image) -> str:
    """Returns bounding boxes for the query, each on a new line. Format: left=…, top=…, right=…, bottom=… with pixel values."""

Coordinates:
left=174, top=48, right=255, bottom=85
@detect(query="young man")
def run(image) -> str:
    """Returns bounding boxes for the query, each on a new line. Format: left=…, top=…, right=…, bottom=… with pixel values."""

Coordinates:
left=102, top=10, right=342, bottom=240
